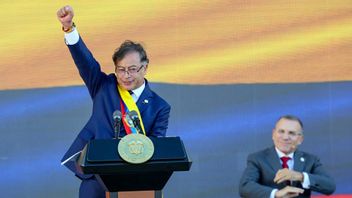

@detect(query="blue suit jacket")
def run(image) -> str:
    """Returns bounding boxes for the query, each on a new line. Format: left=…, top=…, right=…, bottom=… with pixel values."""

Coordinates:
left=61, top=37, right=171, bottom=180
left=239, top=146, right=335, bottom=198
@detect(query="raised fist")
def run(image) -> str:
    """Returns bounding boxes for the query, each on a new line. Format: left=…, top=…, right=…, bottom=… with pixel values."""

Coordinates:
left=57, top=5, right=74, bottom=29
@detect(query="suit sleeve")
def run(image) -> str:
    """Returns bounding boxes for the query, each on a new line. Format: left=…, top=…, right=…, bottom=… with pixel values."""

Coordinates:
left=61, top=136, right=93, bottom=180
left=67, top=36, right=107, bottom=98
left=61, top=125, right=95, bottom=180
left=306, top=156, right=336, bottom=195
left=239, top=154, right=274, bottom=198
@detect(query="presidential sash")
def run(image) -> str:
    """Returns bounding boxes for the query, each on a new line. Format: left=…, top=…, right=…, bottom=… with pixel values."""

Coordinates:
left=118, top=85, right=146, bottom=135
left=117, top=85, right=154, bottom=164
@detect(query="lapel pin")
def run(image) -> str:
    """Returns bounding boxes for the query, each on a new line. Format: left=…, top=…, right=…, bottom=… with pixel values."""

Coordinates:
left=143, top=99, right=149, bottom=104
left=300, top=157, right=305, bottom=162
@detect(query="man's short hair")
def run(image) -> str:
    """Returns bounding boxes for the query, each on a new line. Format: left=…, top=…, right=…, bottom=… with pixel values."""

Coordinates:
left=277, top=115, right=304, bottom=130
left=112, top=40, right=149, bottom=65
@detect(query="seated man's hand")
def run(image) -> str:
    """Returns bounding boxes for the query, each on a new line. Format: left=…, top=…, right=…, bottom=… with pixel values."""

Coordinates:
left=274, top=168, right=304, bottom=184
left=275, top=186, right=304, bottom=198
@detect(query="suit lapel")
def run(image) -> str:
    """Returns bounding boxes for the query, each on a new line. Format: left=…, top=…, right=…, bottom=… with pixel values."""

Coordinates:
left=293, top=150, right=305, bottom=172
left=292, top=150, right=305, bottom=187
left=136, top=81, right=153, bottom=114
left=267, top=146, right=282, bottom=172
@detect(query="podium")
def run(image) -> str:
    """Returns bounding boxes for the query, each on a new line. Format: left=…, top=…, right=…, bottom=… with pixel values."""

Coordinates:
left=77, top=136, right=192, bottom=198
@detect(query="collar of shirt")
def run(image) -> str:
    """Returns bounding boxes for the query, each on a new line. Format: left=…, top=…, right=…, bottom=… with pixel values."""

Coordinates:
left=275, top=147, right=294, bottom=169
left=130, top=82, right=145, bottom=102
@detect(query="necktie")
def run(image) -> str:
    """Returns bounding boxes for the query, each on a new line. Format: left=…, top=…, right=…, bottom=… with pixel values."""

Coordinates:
left=280, top=156, right=291, bottom=169
left=128, top=90, right=137, bottom=102
left=280, top=156, right=292, bottom=186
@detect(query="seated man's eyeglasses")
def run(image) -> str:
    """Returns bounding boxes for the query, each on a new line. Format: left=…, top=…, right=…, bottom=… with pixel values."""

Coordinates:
left=277, top=129, right=302, bottom=138
left=115, top=65, right=144, bottom=75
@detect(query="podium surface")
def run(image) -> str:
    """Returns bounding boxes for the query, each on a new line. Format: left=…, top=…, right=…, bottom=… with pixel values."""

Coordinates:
left=78, top=136, right=192, bottom=192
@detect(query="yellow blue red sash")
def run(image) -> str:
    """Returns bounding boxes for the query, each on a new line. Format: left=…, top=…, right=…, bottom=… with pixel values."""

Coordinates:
left=118, top=85, right=146, bottom=135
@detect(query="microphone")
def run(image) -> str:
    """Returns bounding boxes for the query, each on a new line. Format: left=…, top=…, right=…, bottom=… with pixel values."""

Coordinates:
left=113, top=110, right=122, bottom=139
left=124, top=112, right=138, bottom=134
left=128, top=110, right=142, bottom=134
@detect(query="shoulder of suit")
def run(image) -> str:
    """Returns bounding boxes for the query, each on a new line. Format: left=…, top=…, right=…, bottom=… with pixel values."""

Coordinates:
left=101, top=73, right=116, bottom=85
left=143, top=82, right=170, bottom=107
left=295, top=149, right=319, bottom=160
left=150, top=90, right=170, bottom=107
left=248, top=147, right=272, bottom=159
left=107, top=73, right=116, bottom=80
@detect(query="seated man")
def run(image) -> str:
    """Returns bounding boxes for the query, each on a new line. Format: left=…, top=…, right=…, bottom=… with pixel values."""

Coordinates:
left=239, top=115, right=335, bottom=198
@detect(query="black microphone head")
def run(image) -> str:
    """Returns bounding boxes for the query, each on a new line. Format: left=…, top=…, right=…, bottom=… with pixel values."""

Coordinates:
left=113, top=110, right=122, bottom=120
left=128, top=110, right=139, bottom=119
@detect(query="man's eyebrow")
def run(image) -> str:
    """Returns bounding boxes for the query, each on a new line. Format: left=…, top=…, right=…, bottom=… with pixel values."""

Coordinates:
left=116, top=65, right=138, bottom=68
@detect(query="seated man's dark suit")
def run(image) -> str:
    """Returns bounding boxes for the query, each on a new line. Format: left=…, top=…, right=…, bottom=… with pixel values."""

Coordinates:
left=61, top=36, right=171, bottom=198
left=239, top=146, right=335, bottom=198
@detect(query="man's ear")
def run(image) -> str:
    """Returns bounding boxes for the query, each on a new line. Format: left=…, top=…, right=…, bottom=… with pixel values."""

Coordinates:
left=298, top=135, right=304, bottom=145
left=272, top=128, right=275, bottom=140
left=143, top=62, right=148, bottom=70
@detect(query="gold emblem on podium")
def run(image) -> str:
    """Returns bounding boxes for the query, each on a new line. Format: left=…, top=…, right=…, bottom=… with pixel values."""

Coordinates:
left=118, top=133, right=154, bottom=164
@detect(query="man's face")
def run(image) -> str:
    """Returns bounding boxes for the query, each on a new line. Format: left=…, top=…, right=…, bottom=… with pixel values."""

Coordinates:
left=115, top=51, right=147, bottom=90
left=272, top=118, right=303, bottom=155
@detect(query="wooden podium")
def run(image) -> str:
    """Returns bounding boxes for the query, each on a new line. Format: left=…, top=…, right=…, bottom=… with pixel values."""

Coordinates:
left=77, top=137, right=192, bottom=198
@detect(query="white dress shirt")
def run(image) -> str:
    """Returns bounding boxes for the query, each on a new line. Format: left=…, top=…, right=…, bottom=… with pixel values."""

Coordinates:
left=270, top=148, right=310, bottom=198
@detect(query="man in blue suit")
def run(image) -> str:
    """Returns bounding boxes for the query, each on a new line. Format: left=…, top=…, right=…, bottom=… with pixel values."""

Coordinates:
left=57, top=5, right=171, bottom=198
left=239, top=115, right=335, bottom=198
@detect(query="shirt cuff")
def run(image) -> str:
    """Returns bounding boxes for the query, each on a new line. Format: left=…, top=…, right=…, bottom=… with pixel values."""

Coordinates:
left=270, top=189, right=278, bottom=198
left=64, top=28, right=79, bottom=45
left=301, top=172, right=310, bottom=189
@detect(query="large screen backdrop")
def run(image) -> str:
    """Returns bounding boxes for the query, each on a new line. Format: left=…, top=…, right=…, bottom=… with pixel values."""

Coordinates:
left=0, top=1, right=351, bottom=197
